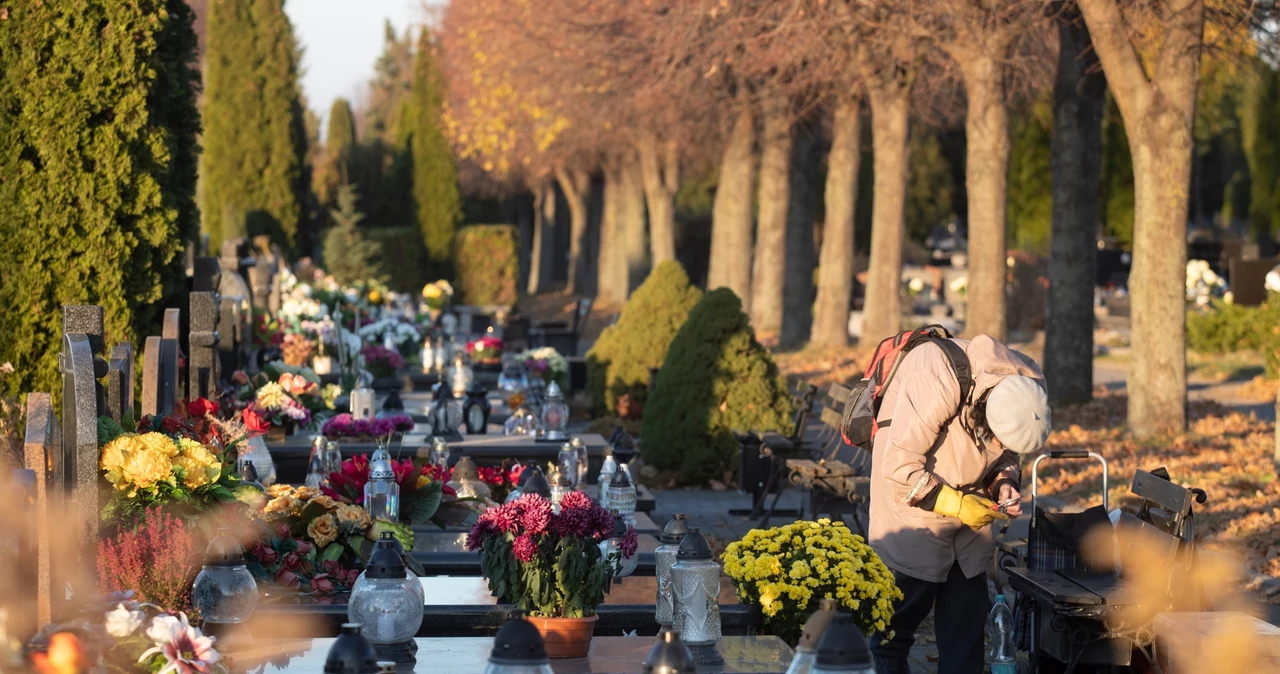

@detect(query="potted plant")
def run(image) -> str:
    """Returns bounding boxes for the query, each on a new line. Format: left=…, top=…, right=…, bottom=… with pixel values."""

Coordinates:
left=465, top=491, right=636, bottom=657
left=320, top=413, right=415, bottom=442
left=516, top=347, right=569, bottom=391
left=466, top=336, right=505, bottom=370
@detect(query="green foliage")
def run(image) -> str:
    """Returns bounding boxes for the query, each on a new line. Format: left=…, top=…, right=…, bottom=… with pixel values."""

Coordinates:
left=405, top=29, right=462, bottom=280
left=1242, top=59, right=1280, bottom=237
left=477, top=530, right=613, bottom=618
left=587, top=261, right=703, bottom=415
left=201, top=0, right=308, bottom=253
left=0, top=0, right=200, bottom=400
left=454, top=225, right=519, bottom=306
left=323, top=185, right=385, bottom=286
left=1100, top=96, right=1136, bottom=247
left=366, top=227, right=431, bottom=293
left=641, top=289, right=795, bottom=484
left=906, top=130, right=957, bottom=242
left=1007, top=101, right=1053, bottom=255
left=327, top=98, right=357, bottom=167
left=1186, top=298, right=1280, bottom=377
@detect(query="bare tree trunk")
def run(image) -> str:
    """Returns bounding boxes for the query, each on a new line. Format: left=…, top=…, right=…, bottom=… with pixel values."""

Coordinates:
left=619, top=153, right=649, bottom=297
left=597, top=166, right=624, bottom=304
left=639, top=131, right=678, bottom=265
left=781, top=116, right=822, bottom=348
left=957, top=53, right=1010, bottom=341
left=1045, top=7, right=1105, bottom=406
left=813, top=98, right=862, bottom=349
left=750, top=96, right=793, bottom=334
left=861, top=85, right=911, bottom=345
left=527, top=182, right=555, bottom=295
left=709, top=106, right=756, bottom=300
left=557, top=166, right=591, bottom=294
left=1078, top=0, right=1202, bottom=435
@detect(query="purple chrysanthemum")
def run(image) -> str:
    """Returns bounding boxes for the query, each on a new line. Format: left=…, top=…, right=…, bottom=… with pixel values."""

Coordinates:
left=620, top=526, right=639, bottom=559
left=466, top=519, right=499, bottom=550
left=557, top=490, right=593, bottom=511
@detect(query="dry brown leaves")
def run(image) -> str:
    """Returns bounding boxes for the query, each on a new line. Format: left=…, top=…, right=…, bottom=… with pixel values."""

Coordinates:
left=773, top=347, right=872, bottom=389
left=1038, top=389, right=1280, bottom=587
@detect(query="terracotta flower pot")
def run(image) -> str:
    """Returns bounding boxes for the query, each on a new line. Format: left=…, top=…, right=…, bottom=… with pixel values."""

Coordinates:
left=527, top=615, right=598, bottom=659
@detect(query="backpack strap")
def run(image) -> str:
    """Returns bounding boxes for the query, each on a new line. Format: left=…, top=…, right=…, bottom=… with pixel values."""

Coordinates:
left=877, top=334, right=974, bottom=434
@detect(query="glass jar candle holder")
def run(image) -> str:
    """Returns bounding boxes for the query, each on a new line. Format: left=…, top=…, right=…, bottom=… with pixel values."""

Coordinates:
left=191, top=531, right=258, bottom=626
left=363, top=457, right=401, bottom=521
left=654, top=513, right=690, bottom=627
left=672, top=531, right=722, bottom=647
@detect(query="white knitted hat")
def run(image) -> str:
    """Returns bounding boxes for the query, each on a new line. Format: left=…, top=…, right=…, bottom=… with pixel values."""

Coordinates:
left=986, top=375, right=1051, bottom=455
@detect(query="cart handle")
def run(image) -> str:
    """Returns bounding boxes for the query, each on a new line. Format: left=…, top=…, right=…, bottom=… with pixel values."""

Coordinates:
left=1031, top=450, right=1108, bottom=511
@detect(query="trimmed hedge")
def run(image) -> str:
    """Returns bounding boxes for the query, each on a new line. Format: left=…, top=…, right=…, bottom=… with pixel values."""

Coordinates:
left=1187, top=299, right=1280, bottom=376
left=455, top=225, right=518, bottom=306
left=366, top=227, right=431, bottom=294
left=641, top=288, right=795, bottom=484
left=588, top=261, right=702, bottom=415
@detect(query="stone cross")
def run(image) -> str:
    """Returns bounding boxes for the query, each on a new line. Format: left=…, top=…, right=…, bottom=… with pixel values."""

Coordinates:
left=59, top=307, right=105, bottom=591
left=189, top=292, right=220, bottom=400
left=162, top=308, right=181, bottom=408
left=22, top=393, right=59, bottom=627
left=105, top=342, right=134, bottom=422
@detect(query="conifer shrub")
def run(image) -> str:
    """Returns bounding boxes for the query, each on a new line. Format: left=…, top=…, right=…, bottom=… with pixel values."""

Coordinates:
left=454, top=225, right=518, bottom=306
left=587, top=261, right=702, bottom=415
left=640, top=289, right=795, bottom=484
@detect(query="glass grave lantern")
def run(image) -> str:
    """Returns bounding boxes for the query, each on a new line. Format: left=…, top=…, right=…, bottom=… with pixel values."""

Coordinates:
left=539, top=381, right=569, bottom=441
left=484, top=618, right=554, bottom=674
left=599, top=511, right=638, bottom=580
left=191, top=530, right=258, bottom=641
left=304, top=451, right=328, bottom=490
left=352, top=532, right=424, bottom=610
left=503, top=407, right=538, bottom=437
left=497, top=356, right=529, bottom=393
left=323, top=440, right=344, bottom=476
left=570, top=436, right=588, bottom=486
left=605, top=465, right=637, bottom=526
left=348, top=534, right=424, bottom=665
left=446, top=456, right=492, bottom=500
left=324, top=624, right=379, bottom=674
left=464, top=382, right=491, bottom=434
left=520, top=467, right=551, bottom=499
left=238, top=460, right=265, bottom=492
left=641, top=630, right=698, bottom=674
left=363, top=456, right=400, bottom=522
left=548, top=467, right=572, bottom=510
left=785, top=598, right=842, bottom=674
left=449, top=351, right=474, bottom=397
left=654, top=513, right=690, bottom=628
left=504, top=462, right=541, bottom=503
left=427, top=437, right=451, bottom=474
left=557, top=443, right=579, bottom=489
left=672, top=530, right=723, bottom=666
left=810, top=614, right=874, bottom=674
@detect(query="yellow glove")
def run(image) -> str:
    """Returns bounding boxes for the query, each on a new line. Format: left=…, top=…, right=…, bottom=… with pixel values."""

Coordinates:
left=932, top=485, right=1010, bottom=530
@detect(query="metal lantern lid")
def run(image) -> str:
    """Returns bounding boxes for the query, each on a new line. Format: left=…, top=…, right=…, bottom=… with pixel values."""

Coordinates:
left=813, top=614, right=872, bottom=670
left=488, top=618, right=549, bottom=665
left=203, top=530, right=246, bottom=567
left=515, top=461, right=539, bottom=488
left=548, top=467, right=570, bottom=488
left=796, top=598, right=841, bottom=653
left=466, top=381, right=489, bottom=400
left=324, top=624, right=379, bottom=674
left=660, top=514, right=690, bottom=545
left=522, top=468, right=551, bottom=498
left=641, top=630, right=698, bottom=673
left=369, top=458, right=396, bottom=481
left=610, top=511, right=628, bottom=538
left=453, top=456, right=480, bottom=481
left=545, top=380, right=564, bottom=400
left=676, top=530, right=712, bottom=561
left=365, top=532, right=407, bottom=580
left=609, top=467, right=632, bottom=489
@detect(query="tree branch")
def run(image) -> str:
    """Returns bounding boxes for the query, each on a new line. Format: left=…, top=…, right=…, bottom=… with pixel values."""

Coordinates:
left=1076, top=0, right=1152, bottom=118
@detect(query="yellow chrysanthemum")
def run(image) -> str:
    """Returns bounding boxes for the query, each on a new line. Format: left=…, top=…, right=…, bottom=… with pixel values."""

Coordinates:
left=174, top=438, right=221, bottom=489
left=135, top=432, right=179, bottom=458
left=119, top=446, right=176, bottom=494
left=100, top=434, right=134, bottom=474
left=256, top=381, right=286, bottom=409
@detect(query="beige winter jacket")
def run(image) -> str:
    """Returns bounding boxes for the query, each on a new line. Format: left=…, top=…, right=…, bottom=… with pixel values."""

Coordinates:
left=868, top=335, right=1044, bottom=583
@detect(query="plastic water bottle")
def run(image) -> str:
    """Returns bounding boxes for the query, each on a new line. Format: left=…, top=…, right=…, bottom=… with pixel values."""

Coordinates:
left=987, top=594, right=1017, bottom=674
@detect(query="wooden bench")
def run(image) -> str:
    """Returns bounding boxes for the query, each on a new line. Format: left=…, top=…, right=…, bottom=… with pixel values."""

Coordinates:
left=733, top=384, right=818, bottom=524
left=784, top=382, right=873, bottom=535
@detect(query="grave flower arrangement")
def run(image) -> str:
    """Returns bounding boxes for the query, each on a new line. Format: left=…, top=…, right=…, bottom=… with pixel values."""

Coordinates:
left=320, top=413, right=414, bottom=441
left=466, top=491, right=635, bottom=618
left=466, top=336, right=505, bottom=365
left=230, top=363, right=338, bottom=432
left=360, top=344, right=405, bottom=379
left=321, top=453, right=475, bottom=527
left=246, top=484, right=415, bottom=597
left=722, top=519, right=902, bottom=645
left=517, top=347, right=569, bottom=391
left=421, top=279, right=454, bottom=313
left=358, top=316, right=423, bottom=356
left=1186, top=259, right=1227, bottom=307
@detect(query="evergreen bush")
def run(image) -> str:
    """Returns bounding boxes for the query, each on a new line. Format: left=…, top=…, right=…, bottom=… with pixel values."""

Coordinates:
left=0, top=0, right=200, bottom=399
left=641, top=289, right=795, bottom=484
left=323, top=185, right=384, bottom=286
left=454, top=226, right=518, bottom=306
left=587, top=262, right=702, bottom=415
left=1187, top=298, right=1280, bottom=376
left=406, top=29, right=462, bottom=280
left=366, top=227, right=430, bottom=293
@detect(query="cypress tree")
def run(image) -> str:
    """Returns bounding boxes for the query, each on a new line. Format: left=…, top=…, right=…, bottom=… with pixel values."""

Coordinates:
left=201, top=0, right=308, bottom=253
left=0, top=0, right=201, bottom=397
left=1242, top=59, right=1280, bottom=238
left=327, top=98, right=357, bottom=168
left=405, top=28, right=462, bottom=279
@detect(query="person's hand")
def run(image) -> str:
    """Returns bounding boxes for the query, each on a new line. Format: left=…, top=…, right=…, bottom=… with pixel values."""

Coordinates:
left=998, top=482, right=1023, bottom=518
left=932, top=485, right=1011, bottom=530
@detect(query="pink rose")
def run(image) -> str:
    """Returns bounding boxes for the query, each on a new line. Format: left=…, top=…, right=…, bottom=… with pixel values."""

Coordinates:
left=282, top=552, right=301, bottom=571
left=256, top=546, right=279, bottom=566
left=311, top=574, right=336, bottom=594
left=274, top=569, right=301, bottom=589
left=275, top=523, right=292, bottom=538
left=295, top=541, right=313, bottom=556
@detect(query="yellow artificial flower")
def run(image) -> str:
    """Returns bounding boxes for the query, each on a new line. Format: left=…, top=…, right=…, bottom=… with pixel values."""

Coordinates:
left=266, top=484, right=295, bottom=498
left=119, top=446, right=176, bottom=494
left=136, top=432, right=179, bottom=458
left=308, top=514, right=339, bottom=548
left=293, top=486, right=318, bottom=501
left=308, top=495, right=338, bottom=510
left=422, top=283, right=442, bottom=300
left=174, top=438, right=221, bottom=489
left=368, top=289, right=383, bottom=304
left=415, top=473, right=432, bottom=489
left=264, top=494, right=300, bottom=518
left=335, top=503, right=372, bottom=531
left=100, top=434, right=134, bottom=475
left=256, top=382, right=286, bottom=410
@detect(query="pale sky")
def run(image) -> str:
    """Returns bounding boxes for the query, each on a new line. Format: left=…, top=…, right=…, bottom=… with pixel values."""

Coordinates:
left=285, top=0, right=432, bottom=134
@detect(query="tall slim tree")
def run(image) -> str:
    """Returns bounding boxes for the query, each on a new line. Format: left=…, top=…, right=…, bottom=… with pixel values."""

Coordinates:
left=327, top=98, right=357, bottom=169
left=1242, top=59, right=1280, bottom=240
left=750, top=94, right=795, bottom=334
left=812, top=98, right=863, bottom=348
left=406, top=29, right=462, bottom=280
left=707, top=105, right=757, bottom=300
left=0, top=0, right=201, bottom=397
left=201, top=0, right=308, bottom=253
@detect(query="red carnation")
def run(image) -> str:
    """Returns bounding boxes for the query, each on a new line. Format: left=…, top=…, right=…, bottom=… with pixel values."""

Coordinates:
left=187, top=397, right=220, bottom=419
left=241, top=405, right=269, bottom=436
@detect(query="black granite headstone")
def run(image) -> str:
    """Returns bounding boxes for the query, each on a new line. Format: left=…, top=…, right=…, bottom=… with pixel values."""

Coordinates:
left=105, top=342, right=134, bottom=422
left=161, top=309, right=181, bottom=411
left=189, top=291, right=221, bottom=400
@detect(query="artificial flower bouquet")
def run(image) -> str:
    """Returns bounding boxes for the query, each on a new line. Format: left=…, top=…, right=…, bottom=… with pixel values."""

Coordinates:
left=360, top=344, right=405, bottom=379
left=518, top=347, right=569, bottom=391
left=247, top=484, right=414, bottom=598
left=322, top=453, right=475, bottom=528
left=421, top=280, right=454, bottom=313
left=466, top=492, right=636, bottom=617
left=25, top=595, right=228, bottom=674
left=358, top=317, right=423, bottom=356
left=722, top=519, right=902, bottom=645
left=466, top=336, right=505, bottom=365
left=320, top=413, right=414, bottom=441
left=252, top=308, right=285, bottom=350
left=280, top=332, right=316, bottom=368
left=231, top=363, right=339, bottom=433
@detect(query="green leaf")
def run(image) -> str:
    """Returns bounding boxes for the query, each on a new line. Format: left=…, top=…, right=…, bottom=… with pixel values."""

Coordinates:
left=319, top=543, right=345, bottom=563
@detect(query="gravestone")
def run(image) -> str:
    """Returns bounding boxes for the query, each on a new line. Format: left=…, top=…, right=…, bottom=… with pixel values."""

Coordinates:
left=140, top=336, right=164, bottom=418
left=1228, top=256, right=1279, bottom=307
left=248, top=264, right=272, bottom=312
left=59, top=308, right=105, bottom=593
left=189, top=292, right=221, bottom=400
left=162, top=308, right=182, bottom=407
left=61, top=306, right=106, bottom=412
left=22, top=393, right=59, bottom=627
left=218, top=240, right=254, bottom=375
left=105, top=342, right=134, bottom=422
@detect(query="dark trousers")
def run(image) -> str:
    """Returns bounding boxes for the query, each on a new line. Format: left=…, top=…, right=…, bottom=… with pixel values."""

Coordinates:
left=871, top=562, right=989, bottom=674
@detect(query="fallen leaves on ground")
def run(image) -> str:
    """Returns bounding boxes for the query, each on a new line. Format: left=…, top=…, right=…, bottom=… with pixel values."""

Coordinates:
left=1038, top=389, right=1280, bottom=590
left=774, top=347, right=871, bottom=390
